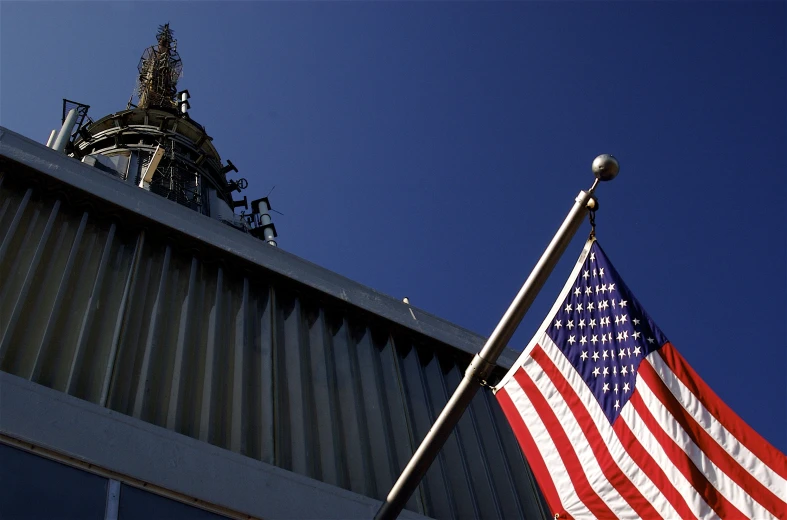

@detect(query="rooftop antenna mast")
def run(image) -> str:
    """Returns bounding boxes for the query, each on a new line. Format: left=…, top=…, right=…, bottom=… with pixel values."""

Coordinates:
left=137, top=23, right=182, bottom=109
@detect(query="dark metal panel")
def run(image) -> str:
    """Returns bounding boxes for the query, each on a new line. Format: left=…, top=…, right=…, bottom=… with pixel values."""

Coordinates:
left=166, top=255, right=198, bottom=430
left=331, top=318, right=371, bottom=496
left=467, top=389, right=526, bottom=519
left=308, top=307, right=343, bottom=487
left=445, top=364, right=502, bottom=520
left=373, top=331, right=425, bottom=514
left=66, top=221, right=117, bottom=399
left=229, top=277, right=249, bottom=454
left=2, top=199, right=65, bottom=378
left=398, top=341, right=454, bottom=518
left=254, top=284, right=275, bottom=465
left=0, top=199, right=61, bottom=368
left=421, top=350, right=478, bottom=519
left=30, top=212, right=87, bottom=383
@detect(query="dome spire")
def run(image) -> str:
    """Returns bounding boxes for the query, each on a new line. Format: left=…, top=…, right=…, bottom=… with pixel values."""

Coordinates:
left=137, top=23, right=182, bottom=109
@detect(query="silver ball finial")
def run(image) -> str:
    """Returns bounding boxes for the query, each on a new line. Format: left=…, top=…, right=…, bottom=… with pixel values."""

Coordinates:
left=592, top=154, right=619, bottom=181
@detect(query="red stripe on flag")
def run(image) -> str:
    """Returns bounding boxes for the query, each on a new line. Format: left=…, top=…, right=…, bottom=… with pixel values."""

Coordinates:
left=529, top=345, right=663, bottom=519
left=627, top=391, right=747, bottom=520
left=658, top=343, right=787, bottom=480
left=496, top=384, right=568, bottom=519
left=639, top=360, right=786, bottom=518
left=611, top=417, right=698, bottom=519
left=514, top=369, right=618, bottom=519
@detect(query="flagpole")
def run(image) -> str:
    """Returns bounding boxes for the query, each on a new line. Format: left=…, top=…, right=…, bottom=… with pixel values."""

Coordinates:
left=374, top=155, right=619, bottom=520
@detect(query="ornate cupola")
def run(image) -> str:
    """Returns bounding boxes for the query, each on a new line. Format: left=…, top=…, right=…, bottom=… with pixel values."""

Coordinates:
left=59, top=24, right=277, bottom=245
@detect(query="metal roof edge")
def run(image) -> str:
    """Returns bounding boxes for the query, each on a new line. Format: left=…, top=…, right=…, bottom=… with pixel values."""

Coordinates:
left=0, top=372, right=432, bottom=520
left=0, top=126, right=518, bottom=369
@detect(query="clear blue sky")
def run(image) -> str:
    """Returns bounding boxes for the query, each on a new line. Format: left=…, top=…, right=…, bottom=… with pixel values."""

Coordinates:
left=1, top=2, right=784, bottom=453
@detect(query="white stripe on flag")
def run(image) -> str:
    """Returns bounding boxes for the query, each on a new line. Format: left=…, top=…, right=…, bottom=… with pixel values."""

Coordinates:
left=617, top=401, right=716, bottom=519
left=537, top=337, right=682, bottom=518
left=524, top=351, right=645, bottom=519
left=647, top=354, right=787, bottom=502
left=503, top=369, right=592, bottom=519
left=636, top=370, right=774, bottom=519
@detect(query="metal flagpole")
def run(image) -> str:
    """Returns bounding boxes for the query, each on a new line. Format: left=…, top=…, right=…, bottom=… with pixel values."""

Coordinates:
left=374, top=154, right=619, bottom=520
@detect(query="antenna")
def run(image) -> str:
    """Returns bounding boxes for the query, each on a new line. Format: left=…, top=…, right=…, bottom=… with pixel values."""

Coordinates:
left=136, top=23, right=182, bottom=109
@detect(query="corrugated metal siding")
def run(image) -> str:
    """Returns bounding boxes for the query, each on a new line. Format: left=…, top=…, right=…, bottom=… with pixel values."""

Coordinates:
left=0, top=169, right=547, bottom=519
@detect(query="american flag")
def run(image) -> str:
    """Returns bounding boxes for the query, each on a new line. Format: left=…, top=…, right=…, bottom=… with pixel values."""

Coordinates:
left=494, top=240, right=786, bottom=519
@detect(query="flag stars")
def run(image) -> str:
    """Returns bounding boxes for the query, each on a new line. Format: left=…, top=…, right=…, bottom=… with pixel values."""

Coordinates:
left=601, top=334, right=608, bottom=344
left=576, top=303, right=584, bottom=313
left=614, top=383, right=619, bottom=394
left=591, top=335, right=599, bottom=345
left=623, top=382, right=631, bottom=393
left=554, top=319, right=562, bottom=329
left=579, top=318, right=586, bottom=329
left=602, top=382, right=610, bottom=393
left=647, top=337, right=655, bottom=344
left=633, top=346, right=642, bottom=356
left=616, top=332, right=624, bottom=342
left=619, top=299, right=627, bottom=308
left=633, top=318, right=641, bottom=326
left=593, top=367, right=600, bottom=377
left=565, top=303, right=573, bottom=313
left=580, top=336, right=587, bottom=345
left=622, top=331, right=628, bottom=341
left=603, top=367, right=609, bottom=377
left=589, top=319, right=597, bottom=329
left=614, top=400, right=620, bottom=410
left=621, top=365, right=628, bottom=376
left=608, top=283, right=615, bottom=293
left=587, top=302, right=595, bottom=312
left=583, top=270, right=590, bottom=280
left=580, top=351, right=588, bottom=361
left=619, top=348, right=627, bottom=358
left=568, top=335, right=576, bottom=345
left=633, top=331, right=641, bottom=340
left=567, top=320, right=574, bottom=330
left=599, top=268, right=605, bottom=277
left=585, top=286, right=593, bottom=296
left=614, top=315, right=621, bottom=325
left=590, top=252, right=596, bottom=261
left=592, top=350, right=599, bottom=361
left=620, top=314, right=628, bottom=324
left=602, top=349, right=609, bottom=359
left=600, top=284, right=608, bottom=293
left=593, top=268, right=598, bottom=277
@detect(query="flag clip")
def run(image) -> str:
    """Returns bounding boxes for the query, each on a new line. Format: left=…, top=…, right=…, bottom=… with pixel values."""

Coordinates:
left=466, top=353, right=495, bottom=387
left=587, top=196, right=598, bottom=239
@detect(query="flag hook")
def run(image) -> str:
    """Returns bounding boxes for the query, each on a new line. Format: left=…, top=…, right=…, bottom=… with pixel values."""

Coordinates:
left=587, top=196, right=599, bottom=239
